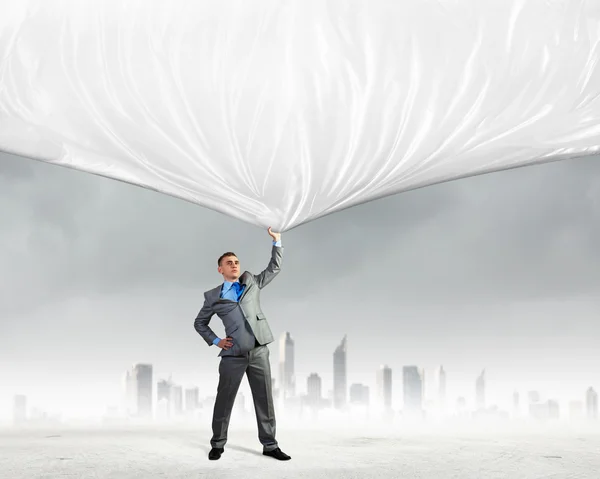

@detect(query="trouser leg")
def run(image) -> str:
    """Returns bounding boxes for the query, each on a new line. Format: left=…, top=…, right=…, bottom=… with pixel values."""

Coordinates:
left=246, top=345, right=278, bottom=452
left=210, top=356, right=247, bottom=449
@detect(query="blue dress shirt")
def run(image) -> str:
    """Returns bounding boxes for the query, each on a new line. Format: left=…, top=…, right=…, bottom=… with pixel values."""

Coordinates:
left=212, top=239, right=281, bottom=346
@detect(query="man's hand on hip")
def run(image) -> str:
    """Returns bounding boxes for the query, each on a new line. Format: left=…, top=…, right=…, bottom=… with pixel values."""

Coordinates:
left=218, top=337, right=234, bottom=350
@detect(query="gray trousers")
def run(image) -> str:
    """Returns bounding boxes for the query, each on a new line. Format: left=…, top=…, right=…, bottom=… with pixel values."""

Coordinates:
left=211, top=344, right=278, bottom=452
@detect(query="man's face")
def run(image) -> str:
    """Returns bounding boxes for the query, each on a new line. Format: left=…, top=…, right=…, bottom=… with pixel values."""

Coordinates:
left=218, top=255, right=240, bottom=281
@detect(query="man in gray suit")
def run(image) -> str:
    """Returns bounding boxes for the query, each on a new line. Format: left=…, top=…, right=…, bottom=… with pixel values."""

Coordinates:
left=194, top=227, right=291, bottom=461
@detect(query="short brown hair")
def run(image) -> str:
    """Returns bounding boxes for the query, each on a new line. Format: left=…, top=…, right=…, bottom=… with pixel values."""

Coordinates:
left=218, top=252, right=237, bottom=266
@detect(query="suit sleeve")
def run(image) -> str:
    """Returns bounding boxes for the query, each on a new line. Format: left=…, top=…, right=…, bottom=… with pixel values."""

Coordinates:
left=253, top=242, right=283, bottom=289
left=194, top=294, right=219, bottom=346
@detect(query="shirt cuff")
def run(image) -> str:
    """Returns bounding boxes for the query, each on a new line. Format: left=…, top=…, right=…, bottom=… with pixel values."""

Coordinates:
left=212, top=337, right=221, bottom=346
left=273, top=240, right=282, bottom=247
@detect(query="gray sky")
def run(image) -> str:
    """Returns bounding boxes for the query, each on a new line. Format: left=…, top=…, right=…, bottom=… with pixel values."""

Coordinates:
left=1, top=152, right=600, bottom=417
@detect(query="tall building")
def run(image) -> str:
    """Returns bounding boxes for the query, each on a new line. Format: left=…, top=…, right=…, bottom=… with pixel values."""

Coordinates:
left=157, top=377, right=184, bottom=416
left=438, top=366, right=446, bottom=411
left=279, top=332, right=295, bottom=401
left=133, top=363, right=153, bottom=418
left=548, top=400, right=560, bottom=420
left=185, top=388, right=199, bottom=412
left=156, top=377, right=172, bottom=418
left=476, top=369, right=485, bottom=410
left=171, top=385, right=183, bottom=415
left=421, top=367, right=426, bottom=405
left=586, top=387, right=598, bottom=419
left=333, top=335, right=348, bottom=410
left=513, top=391, right=520, bottom=416
left=403, top=366, right=422, bottom=412
left=157, top=378, right=172, bottom=404
left=306, top=373, right=322, bottom=408
left=376, top=365, right=392, bottom=411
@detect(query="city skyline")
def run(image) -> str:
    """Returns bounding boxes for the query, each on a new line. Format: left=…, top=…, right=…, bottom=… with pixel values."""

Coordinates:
left=1, top=152, right=600, bottom=420
left=4, top=328, right=600, bottom=424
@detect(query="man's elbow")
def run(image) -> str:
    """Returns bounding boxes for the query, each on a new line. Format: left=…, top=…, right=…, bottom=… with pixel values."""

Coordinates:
left=193, top=318, right=204, bottom=334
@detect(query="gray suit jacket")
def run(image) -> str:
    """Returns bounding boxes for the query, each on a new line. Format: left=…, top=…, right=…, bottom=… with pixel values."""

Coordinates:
left=194, top=244, right=282, bottom=357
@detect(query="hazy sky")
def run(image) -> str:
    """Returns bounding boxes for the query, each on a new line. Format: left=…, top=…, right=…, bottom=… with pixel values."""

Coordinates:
left=1, top=152, right=599, bottom=417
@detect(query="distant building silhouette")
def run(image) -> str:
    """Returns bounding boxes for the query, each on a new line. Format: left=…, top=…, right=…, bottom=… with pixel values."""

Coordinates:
left=513, top=391, right=520, bottom=416
left=156, top=377, right=184, bottom=416
left=333, top=335, right=348, bottom=410
left=279, top=332, right=295, bottom=402
left=476, top=369, right=485, bottom=410
left=586, top=387, right=598, bottom=419
left=376, top=365, right=392, bottom=412
left=132, top=364, right=153, bottom=418
left=349, top=383, right=369, bottom=406
left=185, top=388, right=199, bottom=412
left=306, top=373, right=322, bottom=408
left=157, top=377, right=173, bottom=417
left=530, top=399, right=560, bottom=420
left=171, top=385, right=183, bottom=415
left=438, top=366, right=446, bottom=411
left=403, top=366, right=422, bottom=413
left=157, top=379, right=172, bottom=404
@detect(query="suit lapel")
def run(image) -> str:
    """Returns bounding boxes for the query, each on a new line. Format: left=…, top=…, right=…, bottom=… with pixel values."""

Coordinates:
left=238, top=272, right=249, bottom=301
left=211, top=273, right=249, bottom=304
left=210, top=285, right=227, bottom=304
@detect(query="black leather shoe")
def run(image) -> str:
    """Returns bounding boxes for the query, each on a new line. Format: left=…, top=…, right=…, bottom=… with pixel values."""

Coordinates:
left=208, top=447, right=224, bottom=460
left=263, top=447, right=291, bottom=460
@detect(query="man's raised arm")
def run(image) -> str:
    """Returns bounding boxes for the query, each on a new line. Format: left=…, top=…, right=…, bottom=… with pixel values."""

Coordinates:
left=194, top=294, right=219, bottom=346
left=253, top=227, right=283, bottom=289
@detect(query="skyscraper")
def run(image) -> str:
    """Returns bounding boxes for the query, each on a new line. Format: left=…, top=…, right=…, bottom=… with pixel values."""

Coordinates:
left=133, top=363, right=153, bottom=418
left=513, top=390, right=520, bottom=417
left=279, top=332, right=295, bottom=401
left=156, top=378, right=172, bottom=419
left=403, top=366, right=422, bottom=412
left=476, top=369, right=485, bottom=411
left=587, top=387, right=598, bottom=419
left=171, top=385, right=183, bottom=415
left=438, top=366, right=446, bottom=411
left=157, top=378, right=172, bottom=405
left=185, top=388, right=199, bottom=412
left=333, top=335, right=347, bottom=410
left=306, top=373, right=322, bottom=408
left=376, top=365, right=392, bottom=411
